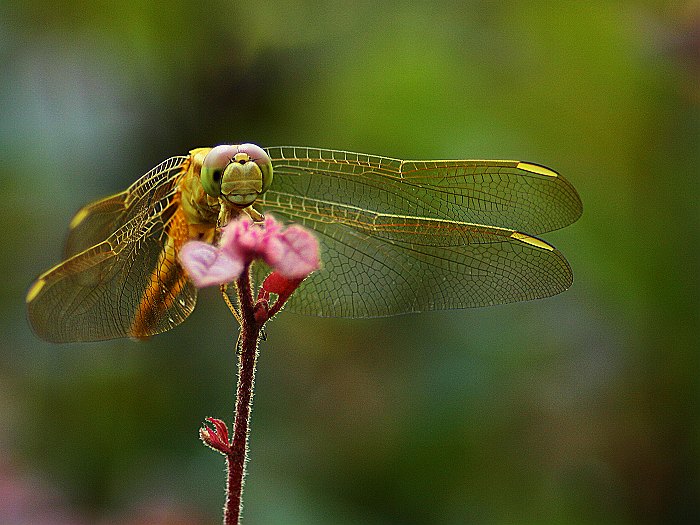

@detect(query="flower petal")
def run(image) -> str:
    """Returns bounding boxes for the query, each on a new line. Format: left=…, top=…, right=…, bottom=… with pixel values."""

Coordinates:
left=266, top=224, right=321, bottom=279
left=220, top=215, right=263, bottom=259
left=179, top=241, right=244, bottom=288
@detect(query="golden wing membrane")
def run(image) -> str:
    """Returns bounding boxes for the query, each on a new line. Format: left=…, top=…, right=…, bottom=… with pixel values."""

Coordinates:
left=27, top=156, right=196, bottom=342
left=264, top=146, right=582, bottom=235
left=260, top=147, right=581, bottom=317
left=257, top=190, right=573, bottom=317
left=65, top=191, right=128, bottom=257
left=64, top=156, right=189, bottom=256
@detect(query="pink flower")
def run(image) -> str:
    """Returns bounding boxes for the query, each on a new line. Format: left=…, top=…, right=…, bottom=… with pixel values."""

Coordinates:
left=179, top=215, right=320, bottom=287
left=218, top=215, right=282, bottom=268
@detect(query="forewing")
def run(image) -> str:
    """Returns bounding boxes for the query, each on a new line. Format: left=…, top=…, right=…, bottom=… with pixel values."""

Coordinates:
left=65, top=192, right=128, bottom=257
left=265, top=146, right=582, bottom=235
left=27, top=156, right=197, bottom=342
left=64, top=156, right=188, bottom=256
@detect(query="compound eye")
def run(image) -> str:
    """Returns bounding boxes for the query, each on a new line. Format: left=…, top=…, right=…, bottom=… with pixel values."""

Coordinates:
left=238, top=143, right=273, bottom=193
left=201, top=145, right=237, bottom=197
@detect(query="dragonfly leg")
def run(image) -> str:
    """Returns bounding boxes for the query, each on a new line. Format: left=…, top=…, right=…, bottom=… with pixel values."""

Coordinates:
left=220, top=284, right=243, bottom=325
left=220, top=284, right=244, bottom=355
left=244, top=206, right=264, bottom=222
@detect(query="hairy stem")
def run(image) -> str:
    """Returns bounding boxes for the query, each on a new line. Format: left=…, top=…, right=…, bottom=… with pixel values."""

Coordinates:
left=225, top=264, right=260, bottom=525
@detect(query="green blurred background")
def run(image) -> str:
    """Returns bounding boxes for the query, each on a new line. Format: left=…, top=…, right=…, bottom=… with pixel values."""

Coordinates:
left=1, top=1, right=698, bottom=523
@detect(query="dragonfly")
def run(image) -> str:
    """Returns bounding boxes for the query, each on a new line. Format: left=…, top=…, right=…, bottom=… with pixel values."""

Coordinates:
left=26, top=144, right=582, bottom=343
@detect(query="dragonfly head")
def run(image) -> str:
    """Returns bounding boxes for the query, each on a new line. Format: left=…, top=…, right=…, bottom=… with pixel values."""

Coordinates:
left=200, top=144, right=273, bottom=207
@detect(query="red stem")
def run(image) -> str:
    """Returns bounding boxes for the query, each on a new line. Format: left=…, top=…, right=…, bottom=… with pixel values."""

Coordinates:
left=224, top=264, right=261, bottom=525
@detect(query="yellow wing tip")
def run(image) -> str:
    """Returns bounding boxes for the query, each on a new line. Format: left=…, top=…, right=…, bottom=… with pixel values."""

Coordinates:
left=516, top=162, right=559, bottom=178
left=69, top=208, right=90, bottom=229
left=26, top=279, right=45, bottom=303
left=510, top=232, right=554, bottom=251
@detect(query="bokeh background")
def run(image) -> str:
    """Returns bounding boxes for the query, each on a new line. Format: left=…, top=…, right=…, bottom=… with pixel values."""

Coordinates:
left=1, top=1, right=698, bottom=523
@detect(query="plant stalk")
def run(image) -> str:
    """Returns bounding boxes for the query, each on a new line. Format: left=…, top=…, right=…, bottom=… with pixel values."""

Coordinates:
left=224, top=264, right=260, bottom=525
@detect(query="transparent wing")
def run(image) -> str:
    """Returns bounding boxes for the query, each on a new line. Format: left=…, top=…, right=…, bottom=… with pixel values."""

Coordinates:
left=256, top=191, right=574, bottom=317
left=26, top=156, right=197, bottom=342
left=64, top=191, right=128, bottom=257
left=265, top=146, right=582, bottom=235
left=64, top=157, right=189, bottom=256
left=258, top=147, right=579, bottom=317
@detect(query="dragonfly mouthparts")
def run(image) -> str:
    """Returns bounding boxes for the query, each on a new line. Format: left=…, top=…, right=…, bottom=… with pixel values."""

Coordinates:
left=222, top=191, right=258, bottom=207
